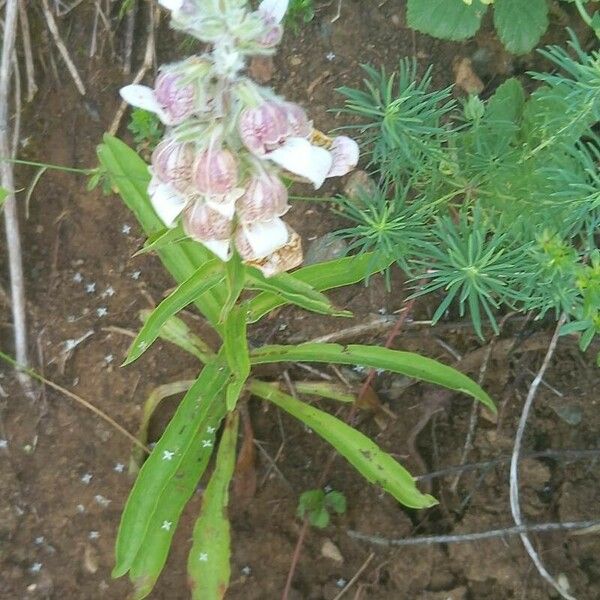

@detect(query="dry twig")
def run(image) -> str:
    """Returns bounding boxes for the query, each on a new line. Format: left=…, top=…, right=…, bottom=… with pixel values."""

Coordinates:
left=18, top=0, right=36, bottom=102
left=1, top=0, right=30, bottom=391
left=509, top=314, right=573, bottom=600
left=41, top=0, right=86, bottom=95
left=348, top=519, right=600, bottom=547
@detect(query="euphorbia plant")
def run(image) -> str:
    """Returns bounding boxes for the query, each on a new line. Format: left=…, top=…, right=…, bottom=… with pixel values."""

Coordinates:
left=99, top=1, right=494, bottom=598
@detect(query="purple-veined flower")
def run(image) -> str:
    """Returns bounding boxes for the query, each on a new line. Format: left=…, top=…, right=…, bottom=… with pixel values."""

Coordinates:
left=258, top=0, right=289, bottom=24
left=192, top=146, right=238, bottom=196
left=239, top=101, right=290, bottom=155
left=255, top=0, right=288, bottom=48
left=327, top=136, right=360, bottom=178
left=151, top=138, right=194, bottom=192
left=236, top=170, right=289, bottom=223
left=182, top=199, right=234, bottom=261
left=120, top=70, right=194, bottom=126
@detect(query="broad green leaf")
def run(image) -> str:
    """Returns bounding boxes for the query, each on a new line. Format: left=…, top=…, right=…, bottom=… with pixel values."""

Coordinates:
left=0, top=186, right=9, bottom=209
left=485, top=78, right=525, bottom=126
left=133, top=225, right=188, bottom=257
left=129, top=379, right=195, bottom=474
left=494, top=0, right=548, bottom=54
left=129, top=398, right=227, bottom=599
left=246, top=267, right=351, bottom=319
left=246, top=253, right=391, bottom=323
left=223, top=306, right=250, bottom=411
left=251, top=343, right=495, bottom=411
left=221, top=253, right=246, bottom=321
left=124, top=261, right=223, bottom=365
left=250, top=380, right=436, bottom=509
left=406, top=0, right=486, bottom=41
left=188, top=411, right=239, bottom=600
left=113, top=357, right=230, bottom=578
left=97, top=135, right=226, bottom=328
left=139, top=309, right=215, bottom=363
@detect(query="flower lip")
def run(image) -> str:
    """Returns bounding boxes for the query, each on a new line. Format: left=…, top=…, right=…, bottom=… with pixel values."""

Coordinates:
left=183, top=199, right=234, bottom=242
left=258, top=0, right=289, bottom=24
left=148, top=175, right=187, bottom=227
left=327, top=136, right=360, bottom=178
left=235, top=217, right=290, bottom=261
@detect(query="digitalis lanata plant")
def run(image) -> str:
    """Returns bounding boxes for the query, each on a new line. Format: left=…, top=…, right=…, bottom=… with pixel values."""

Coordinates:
left=120, top=0, right=358, bottom=276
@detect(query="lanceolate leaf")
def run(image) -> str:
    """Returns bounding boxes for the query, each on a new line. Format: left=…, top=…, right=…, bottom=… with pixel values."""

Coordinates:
left=0, top=186, right=9, bottom=209
left=246, top=253, right=391, bottom=323
left=188, top=412, right=239, bottom=600
left=129, top=399, right=227, bottom=599
left=124, top=261, right=223, bottom=365
left=223, top=307, right=250, bottom=411
left=97, top=135, right=226, bottom=328
left=133, top=225, right=188, bottom=257
left=250, top=380, right=436, bottom=509
left=251, top=343, right=495, bottom=411
left=138, top=309, right=215, bottom=363
left=113, top=357, right=230, bottom=578
left=221, top=253, right=247, bottom=321
left=494, top=0, right=548, bottom=55
left=406, top=0, right=486, bottom=41
left=246, top=267, right=351, bottom=319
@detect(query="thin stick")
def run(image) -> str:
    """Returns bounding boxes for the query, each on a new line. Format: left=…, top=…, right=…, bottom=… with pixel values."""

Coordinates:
left=1, top=0, right=30, bottom=390
left=41, top=0, right=86, bottom=95
left=509, top=314, right=572, bottom=600
left=18, top=0, right=36, bottom=102
left=332, top=552, right=375, bottom=600
left=123, top=0, right=137, bottom=75
left=0, top=351, right=150, bottom=453
left=348, top=519, right=600, bottom=547
left=109, top=2, right=156, bottom=134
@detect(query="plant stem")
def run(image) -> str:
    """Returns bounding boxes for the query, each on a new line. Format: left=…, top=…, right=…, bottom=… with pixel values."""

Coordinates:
left=1, top=0, right=29, bottom=389
left=7, top=157, right=91, bottom=174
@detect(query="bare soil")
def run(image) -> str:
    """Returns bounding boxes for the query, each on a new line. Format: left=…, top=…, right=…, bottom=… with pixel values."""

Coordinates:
left=1, top=1, right=600, bottom=599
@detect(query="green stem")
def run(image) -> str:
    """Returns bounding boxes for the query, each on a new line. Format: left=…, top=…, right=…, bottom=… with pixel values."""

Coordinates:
left=6, top=157, right=92, bottom=175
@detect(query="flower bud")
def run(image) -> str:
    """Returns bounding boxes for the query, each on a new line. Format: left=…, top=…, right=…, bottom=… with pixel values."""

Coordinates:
left=192, top=147, right=238, bottom=195
left=151, top=139, right=194, bottom=192
left=236, top=171, right=289, bottom=223
left=282, top=102, right=311, bottom=138
left=183, top=198, right=234, bottom=242
left=256, top=22, right=283, bottom=48
left=327, top=136, right=360, bottom=178
left=239, top=101, right=289, bottom=155
left=154, top=70, right=195, bottom=124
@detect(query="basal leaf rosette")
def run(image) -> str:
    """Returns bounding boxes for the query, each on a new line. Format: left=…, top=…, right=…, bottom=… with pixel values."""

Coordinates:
left=119, top=0, right=359, bottom=276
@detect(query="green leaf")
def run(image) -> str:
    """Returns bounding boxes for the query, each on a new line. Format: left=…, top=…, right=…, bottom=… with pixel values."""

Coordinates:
left=97, top=135, right=226, bottom=328
left=128, top=398, right=226, bottom=599
left=406, top=0, right=486, bottom=41
left=113, top=357, right=230, bottom=579
left=494, top=0, right=548, bottom=54
left=246, top=267, right=351, bottom=319
left=188, top=411, right=239, bottom=600
left=124, top=261, right=223, bottom=365
left=251, top=380, right=437, bottom=509
left=223, top=307, right=250, bottom=411
left=246, top=253, right=390, bottom=323
left=485, top=78, right=526, bottom=125
left=325, top=490, right=347, bottom=515
left=0, top=186, right=9, bottom=209
left=133, top=225, right=188, bottom=257
left=221, top=253, right=246, bottom=321
left=251, top=343, right=495, bottom=412
left=138, top=309, right=215, bottom=363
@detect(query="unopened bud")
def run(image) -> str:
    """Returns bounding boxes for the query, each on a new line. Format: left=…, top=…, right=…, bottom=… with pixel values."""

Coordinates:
left=154, top=70, right=195, bottom=124
left=151, top=139, right=194, bottom=192
left=239, top=101, right=290, bottom=155
left=183, top=198, right=234, bottom=242
left=192, top=147, right=238, bottom=195
left=236, top=171, right=289, bottom=223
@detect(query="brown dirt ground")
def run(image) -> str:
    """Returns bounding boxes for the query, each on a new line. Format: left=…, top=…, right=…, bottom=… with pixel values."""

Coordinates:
left=1, top=1, right=600, bottom=599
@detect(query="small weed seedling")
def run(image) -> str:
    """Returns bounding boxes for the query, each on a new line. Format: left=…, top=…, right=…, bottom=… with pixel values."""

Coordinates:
left=297, top=488, right=347, bottom=528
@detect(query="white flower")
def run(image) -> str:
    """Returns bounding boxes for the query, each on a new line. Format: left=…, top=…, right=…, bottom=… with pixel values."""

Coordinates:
left=148, top=175, right=187, bottom=228
left=259, top=0, right=289, bottom=23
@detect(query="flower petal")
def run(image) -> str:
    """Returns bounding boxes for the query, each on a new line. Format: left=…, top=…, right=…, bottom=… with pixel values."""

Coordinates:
left=235, top=217, right=289, bottom=260
left=202, top=240, right=231, bottom=262
left=327, top=136, right=360, bottom=178
left=157, top=0, right=184, bottom=12
left=247, top=228, right=303, bottom=277
left=120, top=84, right=175, bottom=124
left=259, top=0, right=289, bottom=23
left=266, top=137, right=332, bottom=189
left=148, top=177, right=187, bottom=227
